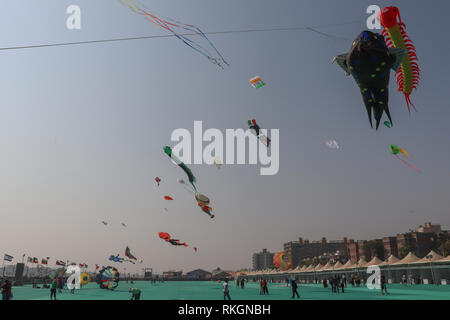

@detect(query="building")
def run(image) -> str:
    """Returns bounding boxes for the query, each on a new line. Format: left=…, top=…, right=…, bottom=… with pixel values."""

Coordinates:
left=284, top=237, right=349, bottom=267
left=252, top=249, right=274, bottom=270
left=383, top=236, right=398, bottom=258
left=185, top=269, right=212, bottom=280
left=162, top=270, right=182, bottom=280
left=418, top=222, right=441, bottom=234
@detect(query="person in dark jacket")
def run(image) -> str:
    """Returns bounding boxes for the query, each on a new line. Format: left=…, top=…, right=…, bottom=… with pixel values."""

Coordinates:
left=291, top=279, right=300, bottom=299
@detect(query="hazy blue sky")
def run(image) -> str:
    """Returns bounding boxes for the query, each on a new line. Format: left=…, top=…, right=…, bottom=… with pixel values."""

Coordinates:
left=0, top=0, right=449, bottom=274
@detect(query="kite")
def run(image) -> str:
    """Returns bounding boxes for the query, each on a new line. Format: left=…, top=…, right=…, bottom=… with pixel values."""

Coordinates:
left=390, top=144, right=419, bottom=172
left=97, top=266, right=120, bottom=290
left=121, top=223, right=127, bottom=227
left=377, top=6, right=420, bottom=113
left=164, top=195, right=173, bottom=200
left=158, top=232, right=189, bottom=247
left=273, top=252, right=293, bottom=271
left=250, top=76, right=265, bottom=89
left=125, top=246, right=137, bottom=260
left=155, top=177, right=161, bottom=186
left=198, top=202, right=214, bottom=219
left=384, top=121, right=392, bottom=128
left=214, top=156, right=222, bottom=169
left=194, top=247, right=198, bottom=252
left=119, top=0, right=228, bottom=68
left=248, top=119, right=271, bottom=147
left=101, top=221, right=108, bottom=225
left=333, top=30, right=407, bottom=129
left=325, top=140, right=339, bottom=149
left=109, top=255, right=124, bottom=263
left=177, top=178, right=186, bottom=185
left=138, top=260, right=143, bottom=264
left=158, top=232, right=171, bottom=241
left=164, top=146, right=198, bottom=192
left=164, top=207, right=168, bottom=212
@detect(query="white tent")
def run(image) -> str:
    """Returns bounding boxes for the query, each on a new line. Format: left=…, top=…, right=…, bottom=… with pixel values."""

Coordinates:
left=379, top=254, right=400, bottom=266
left=366, top=256, right=384, bottom=266
left=392, top=252, right=420, bottom=265
left=412, top=250, right=443, bottom=264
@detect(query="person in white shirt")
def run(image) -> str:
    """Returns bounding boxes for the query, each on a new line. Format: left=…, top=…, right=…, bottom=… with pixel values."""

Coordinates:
left=223, top=279, right=231, bottom=300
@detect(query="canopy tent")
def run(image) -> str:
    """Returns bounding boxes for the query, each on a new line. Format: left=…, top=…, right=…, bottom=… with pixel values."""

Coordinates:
left=366, top=256, right=384, bottom=266
left=379, top=254, right=400, bottom=266
left=412, top=250, right=443, bottom=264
left=333, top=261, right=343, bottom=270
left=339, top=259, right=356, bottom=270
left=392, top=252, right=420, bottom=265
left=356, top=258, right=368, bottom=268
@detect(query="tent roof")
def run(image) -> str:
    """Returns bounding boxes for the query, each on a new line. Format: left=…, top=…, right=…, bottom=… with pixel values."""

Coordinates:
left=319, top=262, right=332, bottom=271
left=413, top=250, right=443, bottom=264
left=333, top=261, right=343, bottom=269
left=356, top=258, right=368, bottom=267
left=340, top=260, right=356, bottom=269
left=379, top=255, right=400, bottom=266
left=366, top=256, right=384, bottom=266
left=392, top=252, right=420, bottom=265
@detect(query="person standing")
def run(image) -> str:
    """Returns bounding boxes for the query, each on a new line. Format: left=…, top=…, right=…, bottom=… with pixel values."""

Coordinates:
left=1, top=280, right=12, bottom=300
left=262, top=279, right=269, bottom=295
left=381, top=275, right=389, bottom=295
left=57, top=276, right=62, bottom=293
left=240, top=278, right=245, bottom=289
left=223, top=280, right=231, bottom=300
left=259, top=279, right=263, bottom=295
left=129, top=287, right=141, bottom=300
left=50, top=279, right=57, bottom=300
left=291, top=279, right=300, bottom=299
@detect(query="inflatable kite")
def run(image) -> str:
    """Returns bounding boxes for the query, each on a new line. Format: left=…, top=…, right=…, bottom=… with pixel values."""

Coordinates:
left=155, top=177, right=161, bottom=186
left=248, top=119, right=271, bottom=147
left=97, top=266, right=120, bottom=290
left=108, top=255, right=124, bottom=263
left=159, top=232, right=188, bottom=247
left=390, top=144, right=419, bottom=172
left=273, top=252, right=293, bottom=271
left=119, top=0, right=228, bottom=68
left=250, top=76, right=265, bottom=89
left=164, top=146, right=198, bottom=192
left=333, top=30, right=407, bottom=129
left=164, top=195, right=173, bottom=200
left=377, top=6, right=420, bottom=113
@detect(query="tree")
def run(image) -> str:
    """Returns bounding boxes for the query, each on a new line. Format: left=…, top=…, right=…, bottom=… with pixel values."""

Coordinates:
left=398, top=245, right=414, bottom=259
left=438, top=240, right=450, bottom=257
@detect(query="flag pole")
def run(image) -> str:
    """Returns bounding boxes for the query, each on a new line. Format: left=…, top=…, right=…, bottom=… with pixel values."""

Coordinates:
left=2, top=256, right=5, bottom=277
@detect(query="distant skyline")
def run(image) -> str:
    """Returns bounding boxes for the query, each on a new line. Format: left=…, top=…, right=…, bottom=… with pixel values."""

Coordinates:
left=1, top=0, right=449, bottom=273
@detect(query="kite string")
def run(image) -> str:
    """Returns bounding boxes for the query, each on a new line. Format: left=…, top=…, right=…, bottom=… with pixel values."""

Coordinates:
left=395, top=154, right=420, bottom=173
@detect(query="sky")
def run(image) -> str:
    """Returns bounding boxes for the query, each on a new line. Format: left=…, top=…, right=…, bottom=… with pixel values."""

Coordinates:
left=0, top=0, right=449, bottom=274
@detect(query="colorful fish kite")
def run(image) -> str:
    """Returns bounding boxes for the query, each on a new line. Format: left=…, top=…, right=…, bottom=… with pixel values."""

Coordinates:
left=158, top=232, right=188, bottom=247
left=248, top=119, right=271, bottom=147
left=195, top=193, right=214, bottom=218
left=155, top=177, right=161, bottom=186
left=250, top=76, right=265, bottom=89
left=164, top=146, right=198, bottom=192
left=333, top=30, right=407, bottom=129
left=377, top=6, right=420, bottom=113
left=390, top=144, right=419, bottom=172
left=119, top=0, right=228, bottom=68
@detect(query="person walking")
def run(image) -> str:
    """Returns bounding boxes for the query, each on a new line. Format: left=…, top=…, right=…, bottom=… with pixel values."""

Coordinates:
left=50, top=279, right=57, bottom=300
left=223, top=279, right=231, bottom=300
left=291, top=279, right=300, bottom=299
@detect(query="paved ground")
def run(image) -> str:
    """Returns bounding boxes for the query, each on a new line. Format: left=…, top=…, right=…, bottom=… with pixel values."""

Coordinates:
left=9, top=281, right=450, bottom=300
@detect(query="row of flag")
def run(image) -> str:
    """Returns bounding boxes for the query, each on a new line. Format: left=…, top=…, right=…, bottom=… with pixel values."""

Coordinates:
left=4, top=254, right=99, bottom=269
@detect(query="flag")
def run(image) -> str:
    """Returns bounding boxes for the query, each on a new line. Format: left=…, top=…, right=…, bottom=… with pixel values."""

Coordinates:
left=3, top=254, right=13, bottom=262
left=79, top=263, right=84, bottom=268
left=27, top=257, right=33, bottom=263
left=33, top=257, right=38, bottom=264
left=56, top=260, right=66, bottom=267
left=95, top=264, right=99, bottom=270
left=41, top=258, right=48, bottom=265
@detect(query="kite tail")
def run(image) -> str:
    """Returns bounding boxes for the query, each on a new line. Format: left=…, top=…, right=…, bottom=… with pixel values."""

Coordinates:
left=395, top=154, right=420, bottom=173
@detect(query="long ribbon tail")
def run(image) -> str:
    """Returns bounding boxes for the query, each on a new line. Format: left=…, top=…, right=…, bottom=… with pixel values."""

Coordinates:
left=395, top=155, right=420, bottom=173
